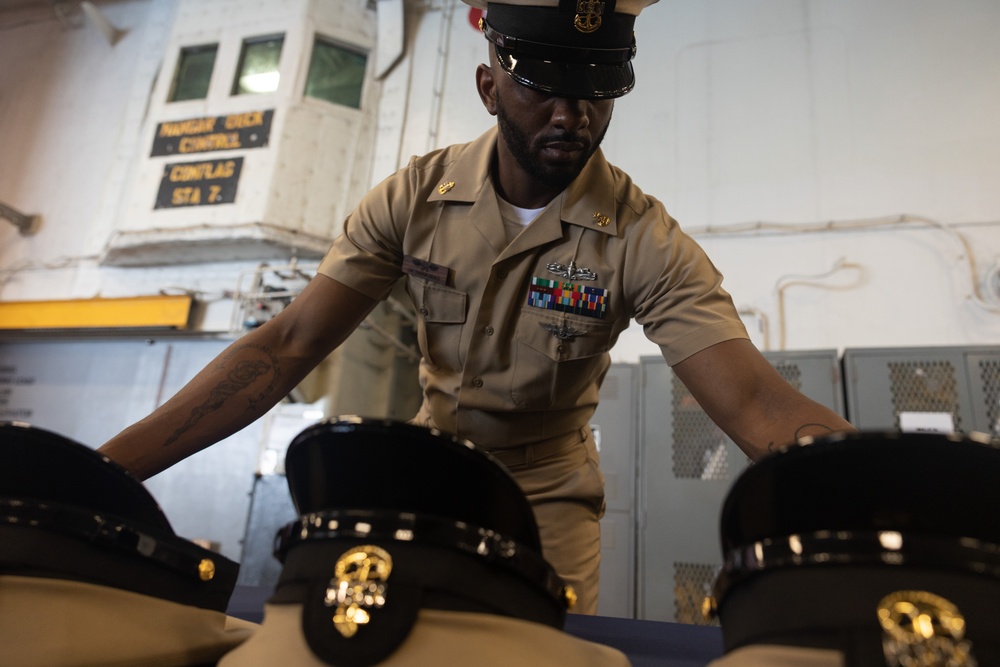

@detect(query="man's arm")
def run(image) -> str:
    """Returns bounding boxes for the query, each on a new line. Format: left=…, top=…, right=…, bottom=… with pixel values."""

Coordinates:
left=99, top=274, right=378, bottom=480
left=671, top=338, right=855, bottom=461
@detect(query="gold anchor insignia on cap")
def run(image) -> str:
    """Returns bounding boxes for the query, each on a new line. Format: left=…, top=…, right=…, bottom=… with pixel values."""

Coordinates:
left=325, top=545, right=393, bottom=638
left=593, top=211, right=610, bottom=227
left=877, top=590, right=978, bottom=667
left=574, top=0, right=605, bottom=34
left=438, top=181, right=455, bottom=194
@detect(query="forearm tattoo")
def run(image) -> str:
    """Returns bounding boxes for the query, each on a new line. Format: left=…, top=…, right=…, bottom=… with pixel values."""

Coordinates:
left=163, top=344, right=281, bottom=447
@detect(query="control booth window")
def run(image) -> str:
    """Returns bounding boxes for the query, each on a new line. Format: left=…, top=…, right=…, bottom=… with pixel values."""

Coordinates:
left=304, top=36, right=367, bottom=109
left=232, top=35, right=284, bottom=95
left=169, top=44, right=218, bottom=102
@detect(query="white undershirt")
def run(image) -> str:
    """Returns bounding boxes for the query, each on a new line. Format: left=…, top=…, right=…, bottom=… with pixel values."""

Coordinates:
left=496, top=195, right=545, bottom=244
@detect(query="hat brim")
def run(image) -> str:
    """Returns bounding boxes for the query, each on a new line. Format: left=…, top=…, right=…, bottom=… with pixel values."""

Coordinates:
left=284, top=417, right=543, bottom=551
left=496, top=45, right=634, bottom=100
left=1, top=422, right=240, bottom=611
left=0, top=421, right=172, bottom=532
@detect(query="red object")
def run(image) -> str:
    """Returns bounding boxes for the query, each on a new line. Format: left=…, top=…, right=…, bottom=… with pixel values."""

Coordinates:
left=468, top=8, right=484, bottom=31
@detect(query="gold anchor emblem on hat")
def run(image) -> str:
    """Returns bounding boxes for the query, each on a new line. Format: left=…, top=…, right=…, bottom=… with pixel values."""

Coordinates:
left=574, top=0, right=605, bottom=33
left=325, top=545, right=393, bottom=638
left=877, top=590, right=978, bottom=666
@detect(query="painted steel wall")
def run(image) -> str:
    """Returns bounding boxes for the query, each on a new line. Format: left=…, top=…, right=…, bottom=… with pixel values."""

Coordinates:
left=1, top=0, right=999, bottom=351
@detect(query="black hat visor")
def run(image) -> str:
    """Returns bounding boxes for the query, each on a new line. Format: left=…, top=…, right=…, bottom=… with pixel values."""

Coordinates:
left=482, top=13, right=637, bottom=100
left=494, top=43, right=635, bottom=99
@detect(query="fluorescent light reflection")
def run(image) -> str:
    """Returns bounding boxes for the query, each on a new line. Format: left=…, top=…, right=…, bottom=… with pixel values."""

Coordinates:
left=239, top=71, right=280, bottom=93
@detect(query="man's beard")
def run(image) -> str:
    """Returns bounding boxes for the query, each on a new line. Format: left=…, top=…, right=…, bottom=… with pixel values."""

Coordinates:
left=495, top=89, right=610, bottom=192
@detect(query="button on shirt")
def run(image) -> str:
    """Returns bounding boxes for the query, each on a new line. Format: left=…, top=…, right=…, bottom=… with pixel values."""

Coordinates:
left=318, top=127, right=748, bottom=451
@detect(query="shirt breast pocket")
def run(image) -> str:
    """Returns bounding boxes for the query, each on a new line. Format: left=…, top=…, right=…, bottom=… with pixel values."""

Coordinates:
left=411, top=280, right=468, bottom=372
left=511, top=309, right=612, bottom=409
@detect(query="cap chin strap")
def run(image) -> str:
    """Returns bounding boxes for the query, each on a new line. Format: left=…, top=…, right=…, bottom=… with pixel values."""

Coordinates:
left=274, top=508, right=573, bottom=610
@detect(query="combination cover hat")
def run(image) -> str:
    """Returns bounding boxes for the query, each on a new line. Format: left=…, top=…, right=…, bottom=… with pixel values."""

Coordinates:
left=0, top=421, right=253, bottom=667
left=706, top=431, right=1000, bottom=667
left=464, top=0, right=659, bottom=99
left=219, top=417, right=630, bottom=667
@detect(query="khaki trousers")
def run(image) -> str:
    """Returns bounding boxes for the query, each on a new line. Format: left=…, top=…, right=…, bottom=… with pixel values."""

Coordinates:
left=502, top=427, right=605, bottom=615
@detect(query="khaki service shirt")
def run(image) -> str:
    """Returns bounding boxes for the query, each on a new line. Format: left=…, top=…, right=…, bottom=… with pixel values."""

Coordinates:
left=319, top=127, right=748, bottom=451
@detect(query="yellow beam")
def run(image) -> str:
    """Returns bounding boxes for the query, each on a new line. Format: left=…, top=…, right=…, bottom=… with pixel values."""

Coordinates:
left=0, top=295, right=193, bottom=330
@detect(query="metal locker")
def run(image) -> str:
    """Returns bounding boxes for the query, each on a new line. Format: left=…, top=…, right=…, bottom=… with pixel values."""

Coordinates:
left=636, top=350, right=845, bottom=624
left=591, top=363, right=639, bottom=618
left=969, top=351, right=1000, bottom=437
left=842, top=345, right=1000, bottom=435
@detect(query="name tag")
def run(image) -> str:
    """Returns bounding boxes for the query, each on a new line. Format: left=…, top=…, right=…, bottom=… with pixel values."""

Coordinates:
left=402, top=255, right=449, bottom=285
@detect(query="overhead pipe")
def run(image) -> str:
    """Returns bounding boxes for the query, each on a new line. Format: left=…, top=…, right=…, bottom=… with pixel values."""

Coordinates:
left=0, top=202, right=41, bottom=235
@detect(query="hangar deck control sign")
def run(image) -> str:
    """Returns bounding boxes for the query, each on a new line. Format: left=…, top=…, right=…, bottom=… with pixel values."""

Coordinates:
left=151, top=110, right=274, bottom=156
left=150, top=110, right=271, bottom=209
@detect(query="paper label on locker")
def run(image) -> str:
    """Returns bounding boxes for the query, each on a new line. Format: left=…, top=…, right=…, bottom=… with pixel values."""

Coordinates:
left=898, top=411, right=954, bottom=434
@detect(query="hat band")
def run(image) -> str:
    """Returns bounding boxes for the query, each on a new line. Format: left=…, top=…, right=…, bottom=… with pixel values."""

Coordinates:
left=273, top=509, right=572, bottom=609
left=2, top=498, right=226, bottom=583
left=482, top=19, right=636, bottom=65
left=0, top=498, right=238, bottom=611
left=712, top=529, right=1000, bottom=606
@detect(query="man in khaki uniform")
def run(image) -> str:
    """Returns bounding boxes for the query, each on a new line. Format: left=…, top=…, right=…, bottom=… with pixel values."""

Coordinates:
left=101, top=0, right=853, bottom=613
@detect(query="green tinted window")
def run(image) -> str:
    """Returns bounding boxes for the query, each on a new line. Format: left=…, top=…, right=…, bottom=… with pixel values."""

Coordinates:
left=169, top=44, right=217, bottom=102
left=232, top=35, right=284, bottom=95
left=304, top=37, right=367, bottom=109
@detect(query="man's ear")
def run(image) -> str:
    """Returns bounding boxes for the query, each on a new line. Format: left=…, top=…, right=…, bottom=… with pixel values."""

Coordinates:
left=476, top=63, right=498, bottom=116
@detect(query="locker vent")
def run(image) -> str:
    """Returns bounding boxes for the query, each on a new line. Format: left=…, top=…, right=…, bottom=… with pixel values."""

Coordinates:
left=980, top=358, right=1000, bottom=437
left=773, top=360, right=804, bottom=391
left=673, top=562, right=719, bottom=626
left=888, top=360, right=962, bottom=431
left=671, top=374, right=729, bottom=480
